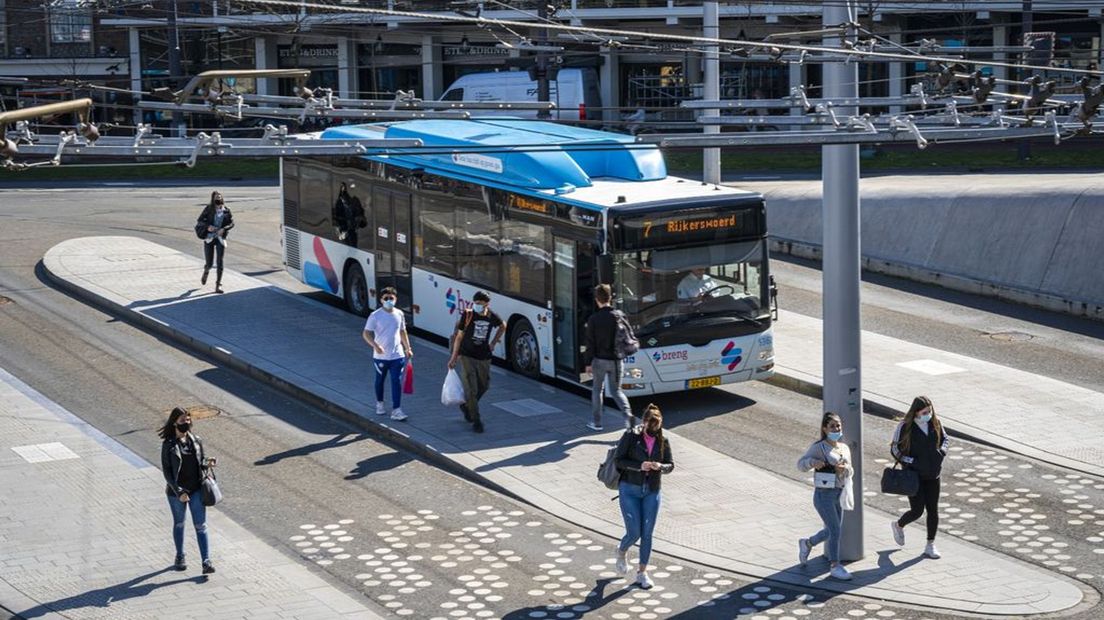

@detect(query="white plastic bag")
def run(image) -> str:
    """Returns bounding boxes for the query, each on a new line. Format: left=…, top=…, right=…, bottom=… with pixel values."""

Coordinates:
left=441, top=368, right=466, bottom=406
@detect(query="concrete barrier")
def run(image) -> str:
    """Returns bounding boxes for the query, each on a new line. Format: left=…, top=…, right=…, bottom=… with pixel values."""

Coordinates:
left=758, top=173, right=1104, bottom=321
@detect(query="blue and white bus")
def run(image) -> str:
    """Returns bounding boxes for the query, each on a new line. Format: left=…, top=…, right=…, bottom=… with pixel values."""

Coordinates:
left=281, top=119, right=774, bottom=395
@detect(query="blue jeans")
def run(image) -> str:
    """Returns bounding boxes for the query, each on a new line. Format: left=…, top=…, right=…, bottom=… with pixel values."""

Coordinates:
left=809, top=487, right=843, bottom=563
left=168, top=491, right=209, bottom=562
left=374, top=357, right=406, bottom=408
left=618, top=481, right=661, bottom=566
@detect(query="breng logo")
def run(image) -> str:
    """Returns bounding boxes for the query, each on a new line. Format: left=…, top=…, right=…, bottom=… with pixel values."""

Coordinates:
left=652, top=350, right=689, bottom=362
left=445, top=288, right=469, bottom=315
left=722, top=341, right=743, bottom=371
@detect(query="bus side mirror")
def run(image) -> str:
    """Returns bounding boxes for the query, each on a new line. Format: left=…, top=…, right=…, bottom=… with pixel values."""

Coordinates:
left=769, top=275, right=779, bottom=321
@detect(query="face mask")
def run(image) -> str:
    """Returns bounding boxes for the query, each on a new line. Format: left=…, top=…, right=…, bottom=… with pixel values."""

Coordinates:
left=382, top=299, right=395, bottom=310
left=175, top=422, right=191, bottom=433
left=472, top=303, right=485, bottom=314
left=917, top=413, right=932, bottom=423
left=827, top=430, right=843, bottom=441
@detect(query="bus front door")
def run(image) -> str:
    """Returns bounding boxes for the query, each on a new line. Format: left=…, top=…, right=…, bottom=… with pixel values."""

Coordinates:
left=371, top=187, right=413, bottom=312
left=552, top=238, right=596, bottom=381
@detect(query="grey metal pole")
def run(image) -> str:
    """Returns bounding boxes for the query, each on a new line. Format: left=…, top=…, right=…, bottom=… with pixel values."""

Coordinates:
left=822, top=0, right=864, bottom=562
left=167, top=0, right=185, bottom=136
left=536, top=3, right=551, bottom=120
left=1018, top=0, right=1033, bottom=161
left=703, top=1, right=721, bottom=184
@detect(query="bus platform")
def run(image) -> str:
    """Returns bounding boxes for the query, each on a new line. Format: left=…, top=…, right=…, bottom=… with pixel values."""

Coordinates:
left=41, top=235, right=1092, bottom=616
left=0, top=366, right=384, bottom=620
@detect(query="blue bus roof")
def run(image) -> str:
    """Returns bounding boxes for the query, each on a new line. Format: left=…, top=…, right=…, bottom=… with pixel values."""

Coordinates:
left=320, top=119, right=667, bottom=194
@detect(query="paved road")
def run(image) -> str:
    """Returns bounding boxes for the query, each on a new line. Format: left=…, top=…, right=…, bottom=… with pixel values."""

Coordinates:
left=2, top=184, right=1103, bottom=618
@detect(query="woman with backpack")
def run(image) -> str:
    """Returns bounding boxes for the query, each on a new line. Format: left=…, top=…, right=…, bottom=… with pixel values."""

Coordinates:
left=195, top=191, right=234, bottom=293
left=890, top=396, right=949, bottom=559
left=612, top=404, right=674, bottom=590
left=797, top=412, right=855, bottom=580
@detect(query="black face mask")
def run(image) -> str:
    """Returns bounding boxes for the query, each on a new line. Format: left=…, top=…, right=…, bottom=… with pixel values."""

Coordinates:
left=175, top=422, right=191, bottom=433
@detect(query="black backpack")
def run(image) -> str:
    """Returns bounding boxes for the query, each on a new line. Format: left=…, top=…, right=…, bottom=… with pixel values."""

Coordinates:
left=194, top=221, right=207, bottom=240
left=613, top=310, right=640, bottom=358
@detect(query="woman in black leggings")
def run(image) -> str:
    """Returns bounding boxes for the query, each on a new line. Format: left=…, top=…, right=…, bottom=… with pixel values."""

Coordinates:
left=196, top=191, right=234, bottom=293
left=890, top=396, right=948, bottom=559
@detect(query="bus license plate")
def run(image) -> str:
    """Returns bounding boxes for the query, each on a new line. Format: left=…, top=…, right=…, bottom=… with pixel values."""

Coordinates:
left=686, top=376, right=722, bottom=389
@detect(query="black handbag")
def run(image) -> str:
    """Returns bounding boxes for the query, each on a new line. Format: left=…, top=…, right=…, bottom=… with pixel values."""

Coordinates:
left=201, top=470, right=223, bottom=506
left=194, top=221, right=208, bottom=240
left=881, top=457, right=919, bottom=496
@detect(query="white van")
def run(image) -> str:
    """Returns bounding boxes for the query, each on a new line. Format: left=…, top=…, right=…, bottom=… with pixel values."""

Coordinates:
left=439, top=67, right=601, bottom=121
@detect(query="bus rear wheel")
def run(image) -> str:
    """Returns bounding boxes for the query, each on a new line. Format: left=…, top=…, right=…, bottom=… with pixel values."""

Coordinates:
left=344, top=263, right=370, bottom=317
left=509, top=319, right=540, bottom=379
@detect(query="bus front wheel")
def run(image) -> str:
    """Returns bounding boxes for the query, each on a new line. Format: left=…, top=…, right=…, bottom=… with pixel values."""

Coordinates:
left=509, top=319, right=541, bottom=379
left=344, top=262, right=370, bottom=317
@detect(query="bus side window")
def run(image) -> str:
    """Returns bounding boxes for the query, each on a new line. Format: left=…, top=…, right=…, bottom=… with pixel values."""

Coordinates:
left=417, top=197, right=457, bottom=277
left=456, top=202, right=501, bottom=291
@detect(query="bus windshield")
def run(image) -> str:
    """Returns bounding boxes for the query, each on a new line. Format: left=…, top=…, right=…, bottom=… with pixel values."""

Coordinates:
left=612, top=240, right=768, bottom=336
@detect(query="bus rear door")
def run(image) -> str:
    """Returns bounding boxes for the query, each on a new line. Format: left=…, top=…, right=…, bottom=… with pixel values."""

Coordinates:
left=552, top=237, right=596, bottom=381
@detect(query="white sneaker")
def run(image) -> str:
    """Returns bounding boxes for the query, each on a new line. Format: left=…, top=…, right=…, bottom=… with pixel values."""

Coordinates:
left=635, top=572, right=654, bottom=589
left=390, top=408, right=408, bottom=422
left=891, top=520, right=905, bottom=546
left=924, top=542, right=941, bottom=559
left=798, top=538, right=811, bottom=566
left=586, top=422, right=604, bottom=432
left=829, top=564, right=852, bottom=581
left=614, top=548, right=628, bottom=574
left=375, top=402, right=387, bottom=416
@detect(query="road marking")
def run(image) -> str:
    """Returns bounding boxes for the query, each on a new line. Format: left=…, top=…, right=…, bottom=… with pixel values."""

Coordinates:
left=895, top=359, right=967, bottom=376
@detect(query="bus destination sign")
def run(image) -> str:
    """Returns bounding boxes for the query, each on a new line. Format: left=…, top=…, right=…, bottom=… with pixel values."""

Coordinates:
left=611, top=204, right=764, bottom=250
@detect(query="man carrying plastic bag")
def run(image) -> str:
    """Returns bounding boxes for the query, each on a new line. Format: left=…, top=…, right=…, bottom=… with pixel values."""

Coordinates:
left=446, top=291, right=505, bottom=434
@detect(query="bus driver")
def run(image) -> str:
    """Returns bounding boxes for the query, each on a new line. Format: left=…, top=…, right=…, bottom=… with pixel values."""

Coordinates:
left=677, top=268, right=718, bottom=300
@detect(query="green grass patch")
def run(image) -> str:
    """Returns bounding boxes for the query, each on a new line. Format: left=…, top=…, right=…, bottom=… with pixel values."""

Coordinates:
left=2, top=158, right=278, bottom=182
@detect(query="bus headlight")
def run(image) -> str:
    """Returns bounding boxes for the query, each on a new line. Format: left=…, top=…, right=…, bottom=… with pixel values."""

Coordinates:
left=626, top=368, right=644, bottom=379
left=758, top=348, right=774, bottom=360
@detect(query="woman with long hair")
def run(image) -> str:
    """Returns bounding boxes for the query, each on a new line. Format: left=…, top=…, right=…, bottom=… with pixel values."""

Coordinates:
left=797, top=411, right=855, bottom=580
left=159, top=407, right=216, bottom=574
left=612, top=404, right=674, bottom=589
left=195, top=191, right=234, bottom=293
left=890, top=396, right=948, bottom=559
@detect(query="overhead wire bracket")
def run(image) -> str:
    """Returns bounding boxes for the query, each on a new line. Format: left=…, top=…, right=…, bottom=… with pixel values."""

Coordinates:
left=890, top=115, right=929, bottom=149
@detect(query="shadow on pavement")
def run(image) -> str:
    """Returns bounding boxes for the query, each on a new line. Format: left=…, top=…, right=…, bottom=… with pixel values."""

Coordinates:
left=14, top=568, right=205, bottom=619
left=345, top=450, right=414, bottom=480
left=255, top=432, right=371, bottom=466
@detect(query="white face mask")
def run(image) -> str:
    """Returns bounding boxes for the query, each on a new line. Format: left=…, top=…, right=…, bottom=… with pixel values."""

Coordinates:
left=472, top=303, right=485, bottom=314
left=917, top=413, right=932, bottom=423
left=382, top=299, right=395, bottom=310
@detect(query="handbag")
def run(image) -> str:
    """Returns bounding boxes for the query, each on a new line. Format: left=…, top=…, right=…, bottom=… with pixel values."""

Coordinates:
left=402, top=361, right=414, bottom=395
left=597, top=431, right=630, bottom=491
left=880, top=454, right=920, bottom=496
left=201, top=469, right=223, bottom=506
left=812, top=443, right=837, bottom=489
left=194, top=221, right=208, bottom=240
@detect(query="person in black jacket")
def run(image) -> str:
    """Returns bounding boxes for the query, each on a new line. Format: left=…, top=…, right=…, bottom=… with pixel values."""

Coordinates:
left=583, top=284, right=635, bottom=432
left=890, top=396, right=949, bottom=560
left=613, top=404, right=674, bottom=590
left=159, top=407, right=216, bottom=575
left=196, top=191, right=234, bottom=293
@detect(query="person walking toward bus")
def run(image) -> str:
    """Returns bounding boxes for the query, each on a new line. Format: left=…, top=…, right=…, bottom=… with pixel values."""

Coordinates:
left=448, top=291, right=504, bottom=434
left=363, top=286, right=413, bottom=421
left=196, top=191, right=234, bottom=293
left=890, top=396, right=948, bottom=559
left=797, top=412, right=855, bottom=580
left=160, top=406, right=216, bottom=575
left=584, top=284, right=635, bottom=431
left=613, top=404, right=674, bottom=589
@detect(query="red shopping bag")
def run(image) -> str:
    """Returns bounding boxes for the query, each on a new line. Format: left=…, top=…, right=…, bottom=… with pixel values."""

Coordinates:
left=402, top=361, right=414, bottom=394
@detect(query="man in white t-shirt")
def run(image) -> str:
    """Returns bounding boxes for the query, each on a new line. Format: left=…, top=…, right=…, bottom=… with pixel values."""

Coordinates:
left=362, top=286, right=413, bottom=421
left=677, top=268, right=718, bottom=300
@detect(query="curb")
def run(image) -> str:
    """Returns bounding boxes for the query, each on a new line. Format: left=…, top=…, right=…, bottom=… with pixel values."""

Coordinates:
left=764, top=370, right=1104, bottom=480
left=40, top=249, right=1094, bottom=616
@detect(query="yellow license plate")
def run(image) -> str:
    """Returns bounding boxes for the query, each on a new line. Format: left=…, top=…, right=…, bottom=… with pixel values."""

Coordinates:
left=686, top=376, right=722, bottom=389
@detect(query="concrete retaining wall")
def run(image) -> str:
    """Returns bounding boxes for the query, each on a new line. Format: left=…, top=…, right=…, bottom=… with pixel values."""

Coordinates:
left=758, top=173, right=1104, bottom=320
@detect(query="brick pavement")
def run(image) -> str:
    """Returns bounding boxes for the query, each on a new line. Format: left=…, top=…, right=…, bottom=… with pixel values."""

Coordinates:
left=0, top=365, right=383, bottom=620
left=40, top=235, right=1090, bottom=615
